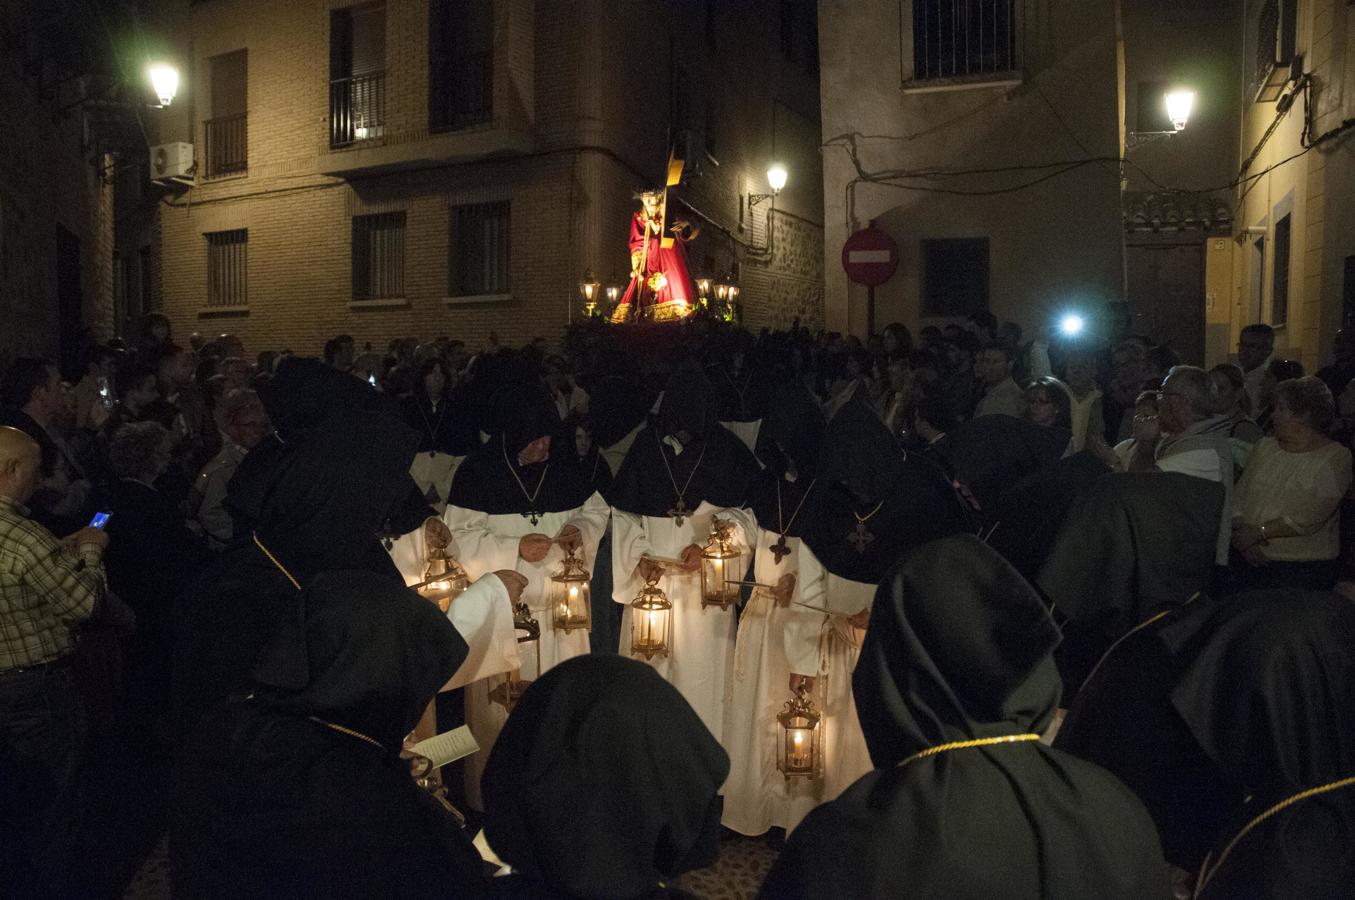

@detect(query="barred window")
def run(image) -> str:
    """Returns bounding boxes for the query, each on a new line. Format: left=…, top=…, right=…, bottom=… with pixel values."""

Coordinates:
left=206, top=229, right=248, bottom=308
left=352, top=212, right=406, bottom=300
left=912, top=0, right=1018, bottom=82
left=449, top=201, right=510, bottom=296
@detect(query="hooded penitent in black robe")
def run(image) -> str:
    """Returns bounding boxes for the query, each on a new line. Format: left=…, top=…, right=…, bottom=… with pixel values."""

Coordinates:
left=445, top=381, right=611, bottom=811
left=983, top=449, right=1111, bottom=580
left=171, top=571, right=486, bottom=899
left=605, top=361, right=761, bottom=742
left=1054, top=594, right=1237, bottom=870
left=944, top=414, right=1071, bottom=515
left=1172, top=591, right=1355, bottom=899
left=759, top=535, right=1168, bottom=900
left=605, top=361, right=759, bottom=518
left=801, top=397, right=970, bottom=587
left=173, top=358, right=422, bottom=737
left=1036, top=471, right=1224, bottom=695
left=482, top=655, right=725, bottom=900
left=446, top=382, right=594, bottom=517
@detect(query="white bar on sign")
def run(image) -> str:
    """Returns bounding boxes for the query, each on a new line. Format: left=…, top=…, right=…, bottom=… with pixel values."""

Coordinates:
left=848, top=250, right=891, bottom=264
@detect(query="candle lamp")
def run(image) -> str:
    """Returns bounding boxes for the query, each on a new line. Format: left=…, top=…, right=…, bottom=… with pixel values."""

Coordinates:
left=776, top=685, right=823, bottom=780
left=630, top=575, right=672, bottom=660
left=414, top=528, right=470, bottom=613
left=550, top=546, right=592, bottom=634
left=700, top=517, right=746, bottom=611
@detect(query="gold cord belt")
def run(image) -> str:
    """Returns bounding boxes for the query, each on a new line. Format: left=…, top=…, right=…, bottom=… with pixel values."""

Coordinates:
left=898, top=733, right=1042, bottom=768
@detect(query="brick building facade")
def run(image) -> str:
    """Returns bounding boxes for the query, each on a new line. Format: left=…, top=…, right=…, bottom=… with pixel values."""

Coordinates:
left=147, top=0, right=825, bottom=357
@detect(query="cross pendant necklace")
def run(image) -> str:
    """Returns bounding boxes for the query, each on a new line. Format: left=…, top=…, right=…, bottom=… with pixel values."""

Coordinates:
left=771, top=477, right=816, bottom=564
left=503, top=438, right=549, bottom=528
left=656, top=430, right=707, bottom=528
left=848, top=500, right=885, bottom=554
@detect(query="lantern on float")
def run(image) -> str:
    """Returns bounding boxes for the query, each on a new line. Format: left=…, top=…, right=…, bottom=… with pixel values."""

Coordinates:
left=630, top=575, right=672, bottom=660
left=700, top=517, right=746, bottom=610
left=776, top=686, right=823, bottom=780
left=415, top=521, right=470, bottom=613
left=550, top=547, right=592, bottom=633
left=489, top=601, right=540, bottom=712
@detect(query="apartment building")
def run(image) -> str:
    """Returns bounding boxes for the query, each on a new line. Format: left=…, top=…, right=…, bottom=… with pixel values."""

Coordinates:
left=145, top=0, right=825, bottom=356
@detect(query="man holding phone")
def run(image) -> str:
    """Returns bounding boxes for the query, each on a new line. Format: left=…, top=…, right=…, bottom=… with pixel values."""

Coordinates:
left=0, top=426, right=110, bottom=897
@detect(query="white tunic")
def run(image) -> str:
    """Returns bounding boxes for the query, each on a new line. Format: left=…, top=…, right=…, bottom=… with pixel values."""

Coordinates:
left=611, top=501, right=751, bottom=743
left=445, top=494, right=611, bottom=809
left=719, top=523, right=826, bottom=836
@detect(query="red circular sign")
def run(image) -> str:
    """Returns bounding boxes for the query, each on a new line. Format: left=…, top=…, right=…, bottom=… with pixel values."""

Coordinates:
left=841, top=227, right=899, bottom=287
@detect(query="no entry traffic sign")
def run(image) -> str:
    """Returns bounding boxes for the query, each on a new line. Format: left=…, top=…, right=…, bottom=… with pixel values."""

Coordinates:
left=842, top=226, right=899, bottom=287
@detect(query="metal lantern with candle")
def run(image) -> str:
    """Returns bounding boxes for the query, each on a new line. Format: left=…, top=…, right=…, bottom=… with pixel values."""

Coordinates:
left=700, top=517, right=746, bottom=611
left=550, top=546, right=592, bottom=634
left=776, top=686, right=823, bottom=780
left=489, top=601, right=541, bottom=712
left=414, top=519, right=470, bottom=613
left=630, top=574, right=672, bottom=660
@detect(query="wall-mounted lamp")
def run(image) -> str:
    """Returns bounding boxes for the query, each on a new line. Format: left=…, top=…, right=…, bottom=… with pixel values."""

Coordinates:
left=148, top=63, right=179, bottom=108
left=1127, top=87, right=1195, bottom=149
left=748, top=162, right=788, bottom=209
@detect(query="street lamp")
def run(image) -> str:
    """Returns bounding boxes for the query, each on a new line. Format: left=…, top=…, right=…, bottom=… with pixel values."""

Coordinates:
left=147, top=63, right=179, bottom=108
left=1165, top=89, right=1195, bottom=131
left=766, top=163, right=788, bottom=194
left=749, top=163, right=788, bottom=209
left=1127, top=86, right=1196, bottom=149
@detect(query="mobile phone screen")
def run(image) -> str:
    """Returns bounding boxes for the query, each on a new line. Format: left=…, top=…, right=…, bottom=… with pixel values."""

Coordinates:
left=89, top=512, right=111, bottom=529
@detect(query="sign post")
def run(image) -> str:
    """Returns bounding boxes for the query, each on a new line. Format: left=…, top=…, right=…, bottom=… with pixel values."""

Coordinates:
left=841, top=225, right=899, bottom=336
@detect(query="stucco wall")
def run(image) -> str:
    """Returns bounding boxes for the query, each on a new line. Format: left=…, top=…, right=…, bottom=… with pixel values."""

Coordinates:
left=819, top=0, right=1124, bottom=337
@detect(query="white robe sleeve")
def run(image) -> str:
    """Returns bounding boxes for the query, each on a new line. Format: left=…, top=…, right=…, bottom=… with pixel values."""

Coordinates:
left=785, top=545, right=827, bottom=676
left=610, top=509, right=654, bottom=604
left=443, top=573, right=520, bottom=691
left=443, top=504, right=523, bottom=578
left=563, top=491, right=611, bottom=573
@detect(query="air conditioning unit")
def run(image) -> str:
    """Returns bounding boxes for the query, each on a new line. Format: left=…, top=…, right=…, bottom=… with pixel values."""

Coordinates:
left=150, top=142, right=194, bottom=182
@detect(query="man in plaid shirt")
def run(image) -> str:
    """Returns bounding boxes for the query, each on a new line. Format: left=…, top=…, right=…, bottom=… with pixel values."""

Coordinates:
left=0, top=425, right=108, bottom=897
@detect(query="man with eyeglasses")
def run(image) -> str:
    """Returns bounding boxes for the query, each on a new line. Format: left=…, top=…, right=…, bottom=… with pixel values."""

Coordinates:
left=1155, top=366, right=1235, bottom=566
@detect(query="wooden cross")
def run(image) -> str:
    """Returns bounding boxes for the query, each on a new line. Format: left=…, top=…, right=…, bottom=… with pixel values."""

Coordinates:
left=770, top=535, right=791, bottom=564
left=847, top=521, right=874, bottom=554
left=667, top=498, right=689, bottom=528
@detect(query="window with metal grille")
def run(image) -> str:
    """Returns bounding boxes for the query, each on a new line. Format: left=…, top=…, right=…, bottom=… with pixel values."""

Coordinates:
left=429, top=0, right=493, bottom=132
left=352, top=212, right=406, bottom=300
left=1271, top=214, right=1291, bottom=326
left=206, top=50, right=247, bottom=176
left=921, top=238, right=989, bottom=317
left=912, top=0, right=1019, bottom=82
left=206, top=229, right=248, bottom=308
left=1248, top=0, right=1297, bottom=102
left=449, top=201, right=510, bottom=296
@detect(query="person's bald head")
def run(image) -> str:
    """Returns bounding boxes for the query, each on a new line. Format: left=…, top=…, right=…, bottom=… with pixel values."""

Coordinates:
left=0, top=426, right=42, bottom=505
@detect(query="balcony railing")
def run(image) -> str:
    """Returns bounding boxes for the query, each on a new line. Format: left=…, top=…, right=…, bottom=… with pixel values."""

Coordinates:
left=330, top=70, right=386, bottom=148
left=430, top=51, right=492, bottom=132
left=204, top=114, right=247, bottom=177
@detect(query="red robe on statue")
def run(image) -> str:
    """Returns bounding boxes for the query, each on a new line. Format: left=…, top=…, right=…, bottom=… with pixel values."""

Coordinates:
left=611, top=211, right=696, bottom=323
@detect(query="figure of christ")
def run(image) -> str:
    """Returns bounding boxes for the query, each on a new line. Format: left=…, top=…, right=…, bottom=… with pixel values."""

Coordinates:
left=610, top=190, right=699, bottom=323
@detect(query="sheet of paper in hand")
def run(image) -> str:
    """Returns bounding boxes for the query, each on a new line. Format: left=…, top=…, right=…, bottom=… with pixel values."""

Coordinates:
left=412, top=725, right=480, bottom=768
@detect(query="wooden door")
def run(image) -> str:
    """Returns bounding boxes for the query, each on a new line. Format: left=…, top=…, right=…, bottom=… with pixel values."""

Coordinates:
left=1126, top=240, right=1206, bottom=364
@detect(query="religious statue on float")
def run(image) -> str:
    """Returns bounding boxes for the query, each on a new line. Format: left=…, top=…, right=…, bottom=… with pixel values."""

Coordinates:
left=611, top=176, right=699, bottom=323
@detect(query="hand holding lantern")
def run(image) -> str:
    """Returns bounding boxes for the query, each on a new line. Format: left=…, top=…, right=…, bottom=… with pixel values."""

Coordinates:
left=415, top=517, right=470, bottom=613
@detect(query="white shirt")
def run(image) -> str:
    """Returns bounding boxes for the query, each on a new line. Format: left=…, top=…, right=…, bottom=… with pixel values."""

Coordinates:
left=1233, top=437, right=1353, bottom=562
left=1242, top=355, right=1272, bottom=416
left=974, top=378, right=1024, bottom=419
